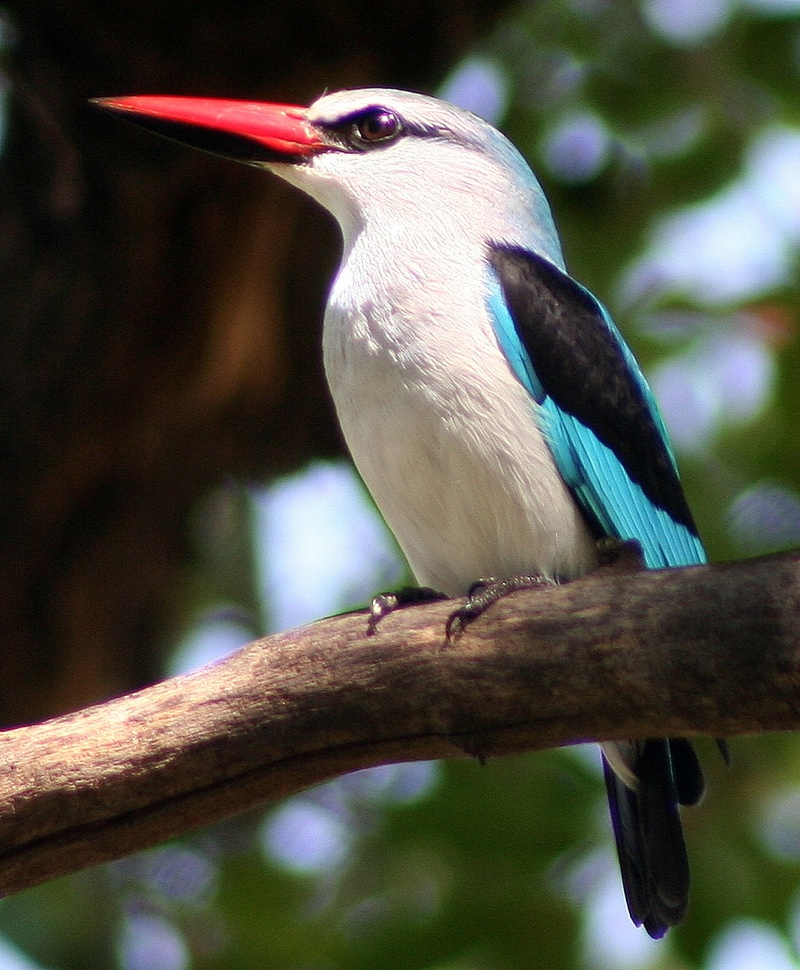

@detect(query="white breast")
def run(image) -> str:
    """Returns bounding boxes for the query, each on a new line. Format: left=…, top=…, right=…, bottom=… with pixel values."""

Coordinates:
left=322, top=243, right=597, bottom=597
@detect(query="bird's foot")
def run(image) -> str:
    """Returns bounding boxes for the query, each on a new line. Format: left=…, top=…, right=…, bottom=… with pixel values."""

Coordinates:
left=367, top=586, right=448, bottom=635
left=445, top=573, right=556, bottom=640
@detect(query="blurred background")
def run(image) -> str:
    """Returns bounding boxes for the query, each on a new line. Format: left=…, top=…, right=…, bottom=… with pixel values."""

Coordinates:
left=1, top=0, right=799, bottom=967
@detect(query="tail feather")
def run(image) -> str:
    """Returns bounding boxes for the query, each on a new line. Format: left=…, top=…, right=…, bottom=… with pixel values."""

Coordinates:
left=602, top=739, right=701, bottom=938
left=668, top=738, right=705, bottom=806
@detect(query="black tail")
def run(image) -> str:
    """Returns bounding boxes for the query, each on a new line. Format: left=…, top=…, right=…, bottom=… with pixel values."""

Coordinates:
left=603, top=739, right=704, bottom=938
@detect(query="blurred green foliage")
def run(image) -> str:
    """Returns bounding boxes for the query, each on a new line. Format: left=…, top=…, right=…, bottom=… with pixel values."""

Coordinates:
left=2, top=2, right=800, bottom=968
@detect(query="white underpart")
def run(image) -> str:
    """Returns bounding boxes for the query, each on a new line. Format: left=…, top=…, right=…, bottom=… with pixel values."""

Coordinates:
left=270, top=89, right=598, bottom=596
left=322, top=229, right=597, bottom=595
left=602, top=740, right=640, bottom=791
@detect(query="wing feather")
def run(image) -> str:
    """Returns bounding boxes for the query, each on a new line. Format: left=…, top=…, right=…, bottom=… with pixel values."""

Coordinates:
left=486, top=244, right=705, bottom=569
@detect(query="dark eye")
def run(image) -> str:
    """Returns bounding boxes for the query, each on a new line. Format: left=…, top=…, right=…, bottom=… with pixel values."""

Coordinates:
left=352, top=109, right=402, bottom=145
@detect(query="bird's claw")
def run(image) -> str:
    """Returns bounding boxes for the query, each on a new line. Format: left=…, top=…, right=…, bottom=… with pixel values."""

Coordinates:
left=445, top=573, right=556, bottom=640
left=367, top=586, right=447, bottom=635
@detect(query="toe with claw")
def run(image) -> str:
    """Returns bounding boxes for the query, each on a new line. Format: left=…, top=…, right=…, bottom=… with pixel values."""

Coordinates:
left=445, top=573, right=557, bottom=640
left=367, top=586, right=448, bottom=635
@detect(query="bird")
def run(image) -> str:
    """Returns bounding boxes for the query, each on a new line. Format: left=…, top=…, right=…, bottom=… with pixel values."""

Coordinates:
left=93, top=88, right=708, bottom=937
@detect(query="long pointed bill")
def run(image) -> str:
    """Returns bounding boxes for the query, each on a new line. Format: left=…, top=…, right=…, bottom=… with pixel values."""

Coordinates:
left=91, top=96, right=323, bottom=164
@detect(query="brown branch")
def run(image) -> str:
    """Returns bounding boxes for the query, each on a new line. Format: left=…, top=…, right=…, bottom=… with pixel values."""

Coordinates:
left=1, top=549, right=800, bottom=897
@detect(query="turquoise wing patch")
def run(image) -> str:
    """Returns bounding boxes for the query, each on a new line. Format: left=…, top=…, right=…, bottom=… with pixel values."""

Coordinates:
left=486, top=276, right=705, bottom=570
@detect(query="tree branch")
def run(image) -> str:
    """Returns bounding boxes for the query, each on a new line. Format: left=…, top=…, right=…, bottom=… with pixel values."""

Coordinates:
left=1, top=549, right=799, bottom=897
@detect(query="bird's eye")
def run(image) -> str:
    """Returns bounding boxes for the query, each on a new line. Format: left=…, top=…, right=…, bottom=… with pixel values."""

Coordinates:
left=352, top=109, right=401, bottom=145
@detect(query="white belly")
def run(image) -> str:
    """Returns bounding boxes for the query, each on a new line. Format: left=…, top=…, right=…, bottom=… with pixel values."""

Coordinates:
left=322, top=295, right=597, bottom=597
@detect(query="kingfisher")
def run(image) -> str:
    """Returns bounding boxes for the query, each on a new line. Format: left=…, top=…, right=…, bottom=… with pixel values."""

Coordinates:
left=94, top=88, right=708, bottom=937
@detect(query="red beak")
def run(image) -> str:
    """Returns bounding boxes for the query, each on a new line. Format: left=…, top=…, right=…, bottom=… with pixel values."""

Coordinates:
left=91, top=95, right=324, bottom=163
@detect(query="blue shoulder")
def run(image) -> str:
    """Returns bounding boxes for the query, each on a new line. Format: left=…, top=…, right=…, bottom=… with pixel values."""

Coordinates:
left=486, top=244, right=705, bottom=569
